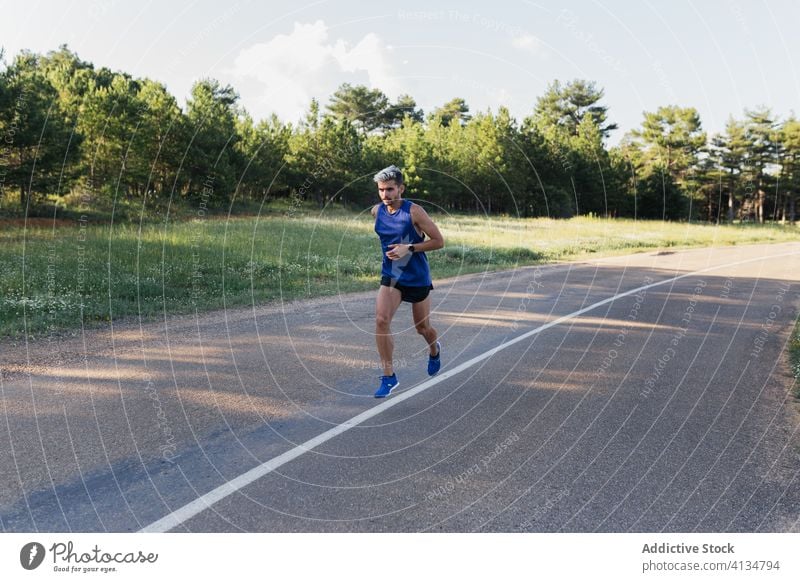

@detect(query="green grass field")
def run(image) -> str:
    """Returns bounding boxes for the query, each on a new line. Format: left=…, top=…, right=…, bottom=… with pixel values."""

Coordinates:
left=1, top=206, right=798, bottom=339
left=790, top=320, right=800, bottom=393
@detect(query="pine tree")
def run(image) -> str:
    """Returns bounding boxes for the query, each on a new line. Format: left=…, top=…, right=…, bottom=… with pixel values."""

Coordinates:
left=326, top=83, right=391, bottom=134
left=429, top=98, right=471, bottom=127
left=184, top=79, right=241, bottom=203
left=742, top=107, right=777, bottom=223
left=2, top=51, right=79, bottom=210
left=778, top=116, right=800, bottom=224
left=711, top=118, right=748, bottom=222
left=533, top=79, right=617, bottom=139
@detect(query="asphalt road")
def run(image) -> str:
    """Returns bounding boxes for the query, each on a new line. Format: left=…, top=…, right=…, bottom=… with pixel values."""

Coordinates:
left=1, top=242, right=799, bottom=532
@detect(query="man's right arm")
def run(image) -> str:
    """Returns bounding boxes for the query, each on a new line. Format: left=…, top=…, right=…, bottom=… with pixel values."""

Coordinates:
left=370, top=204, right=380, bottom=218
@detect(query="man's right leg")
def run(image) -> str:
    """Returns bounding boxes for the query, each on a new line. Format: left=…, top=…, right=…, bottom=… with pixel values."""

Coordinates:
left=376, top=284, right=403, bottom=376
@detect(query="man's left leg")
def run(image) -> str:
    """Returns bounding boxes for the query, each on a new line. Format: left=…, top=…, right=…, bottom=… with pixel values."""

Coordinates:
left=412, top=296, right=441, bottom=375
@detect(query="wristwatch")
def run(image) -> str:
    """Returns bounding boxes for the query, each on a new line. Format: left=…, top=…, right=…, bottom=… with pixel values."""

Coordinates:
left=408, top=245, right=415, bottom=253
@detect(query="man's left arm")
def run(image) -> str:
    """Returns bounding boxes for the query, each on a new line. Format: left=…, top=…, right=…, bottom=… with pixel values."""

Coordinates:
left=410, top=204, right=445, bottom=252
left=385, top=205, right=444, bottom=259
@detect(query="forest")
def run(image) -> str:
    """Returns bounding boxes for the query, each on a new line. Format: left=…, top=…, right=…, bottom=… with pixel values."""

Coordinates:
left=1, top=46, right=798, bottom=223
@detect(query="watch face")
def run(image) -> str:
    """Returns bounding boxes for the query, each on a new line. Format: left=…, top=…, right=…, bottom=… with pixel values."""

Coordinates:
left=409, top=245, right=415, bottom=253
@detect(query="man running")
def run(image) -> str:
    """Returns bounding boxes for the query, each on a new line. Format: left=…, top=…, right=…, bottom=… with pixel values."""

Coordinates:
left=371, top=165, right=445, bottom=398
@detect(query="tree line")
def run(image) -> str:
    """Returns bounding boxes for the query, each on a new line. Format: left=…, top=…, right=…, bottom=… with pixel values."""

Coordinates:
left=1, top=46, right=797, bottom=223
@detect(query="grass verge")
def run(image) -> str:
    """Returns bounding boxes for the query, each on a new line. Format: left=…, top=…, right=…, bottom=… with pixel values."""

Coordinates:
left=790, top=318, right=800, bottom=397
left=1, top=208, right=798, bottom=339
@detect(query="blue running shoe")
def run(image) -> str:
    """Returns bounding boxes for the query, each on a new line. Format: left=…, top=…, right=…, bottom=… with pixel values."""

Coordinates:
left=374, top=374, right=399, bottom=398
left=428, top=341, right=441, bottom=376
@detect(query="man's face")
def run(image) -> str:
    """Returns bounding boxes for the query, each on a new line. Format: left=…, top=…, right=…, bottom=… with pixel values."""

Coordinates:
left=377, top=180, right=404, bottom=205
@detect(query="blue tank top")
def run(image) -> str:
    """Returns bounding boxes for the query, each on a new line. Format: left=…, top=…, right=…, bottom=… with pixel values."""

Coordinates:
left=374, top=200, right=431, bottom=286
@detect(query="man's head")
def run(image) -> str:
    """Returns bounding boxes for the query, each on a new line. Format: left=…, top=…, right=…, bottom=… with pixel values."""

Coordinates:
left=374, top=165, right=405, bottom=205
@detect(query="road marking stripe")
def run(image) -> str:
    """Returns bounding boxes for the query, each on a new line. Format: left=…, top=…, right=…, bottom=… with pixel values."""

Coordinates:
left=139, top=249, right=799, bottom=532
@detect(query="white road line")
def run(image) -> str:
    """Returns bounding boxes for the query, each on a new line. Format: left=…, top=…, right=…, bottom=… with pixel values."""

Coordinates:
left=139, top=249, right=799, bottom=532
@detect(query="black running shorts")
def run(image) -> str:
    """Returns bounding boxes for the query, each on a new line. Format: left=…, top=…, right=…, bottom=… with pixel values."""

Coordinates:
left=380, top=276, right=433, bottom=303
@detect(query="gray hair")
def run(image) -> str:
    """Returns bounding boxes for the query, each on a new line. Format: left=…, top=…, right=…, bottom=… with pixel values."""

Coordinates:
left=373, top=165, right=404, bottom=184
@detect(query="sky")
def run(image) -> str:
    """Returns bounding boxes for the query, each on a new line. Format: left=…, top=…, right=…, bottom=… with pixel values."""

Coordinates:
left=2, top=0, right=799, bottom=145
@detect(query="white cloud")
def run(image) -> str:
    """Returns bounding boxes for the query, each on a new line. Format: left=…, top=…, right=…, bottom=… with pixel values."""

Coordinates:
left=488, top=87, right=513, bottom=109
left=512, top=33, right=546, bottom=57
left=232, top=20, right=400, bottom=123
